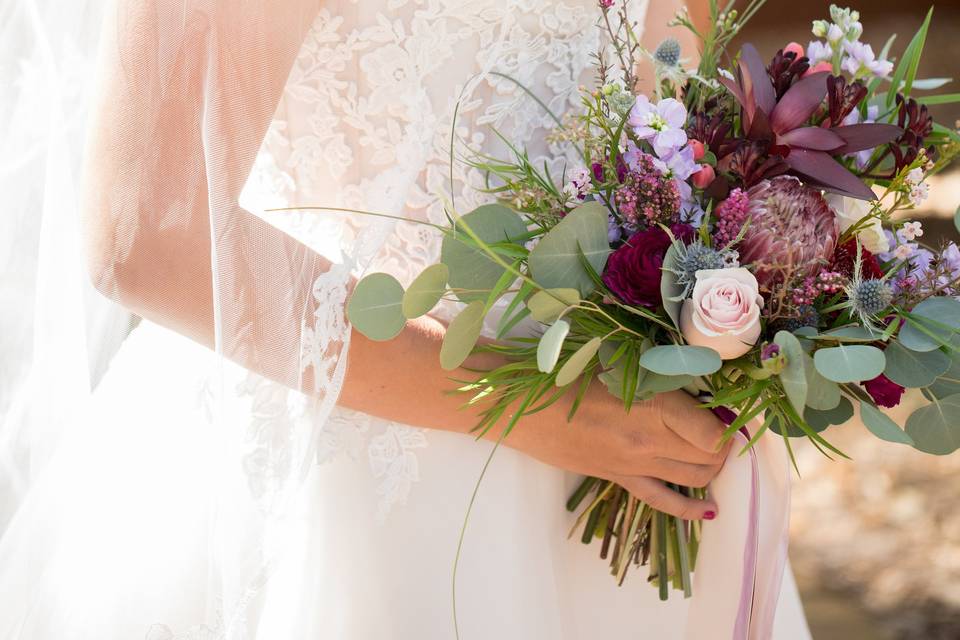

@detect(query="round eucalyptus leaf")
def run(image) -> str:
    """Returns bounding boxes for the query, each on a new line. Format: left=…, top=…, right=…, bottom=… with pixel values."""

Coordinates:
left=927, top=347, right=960, bottom=399
left=639, top=345, right=722, bottom=377
left=347, top=273, right=406, bottom=341
left=803, top=396, right=855, bottom=433
left=528, top=201, right=610, bottom=296
left=537, top=319, right=570, bottom=374
left=905, top=394, right=960, bottom=454
left=883, top=339, right=950, bottom=388
left=804, top=352, right=842, bottom=410
left=813, top=345, right=886, bottom=383
left=899, top=298, right=960, bottom=352
left=635, top=372, right=695, bottom=395
left=774, top=331, right=807, bottom=414
left=402, top=264, right=449, bottom=319
left=527, top=288, right=581, bottom=323
left=860, top=401, right=914, bottom=445
left=440, top=204, right=526, bottom=303
left=439, top=301, right=486, bottom=371
left=660, top=244, right=683, bottom=328
left=556, top=337, right=603, bottom=387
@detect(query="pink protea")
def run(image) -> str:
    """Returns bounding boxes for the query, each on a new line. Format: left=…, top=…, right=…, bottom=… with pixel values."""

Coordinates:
left=738, top=176, right=839, bottom=290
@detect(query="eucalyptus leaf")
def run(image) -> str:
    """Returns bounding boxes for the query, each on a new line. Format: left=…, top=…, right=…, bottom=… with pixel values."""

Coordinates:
left=401, top=263, right=449, bottom=319
left=821, top=326, right=883, bottom=342
left=527, top=288, right=581, bottom=323
left=955, top=204, right=960, bottom=235
left=528, top=201, right=611, bottom=296
left=927, top=341, right=960, bottom=399
left=439, top=301, right=486, bottom=371
left=883, top=340, right=950, bottom=388
left=660, top=244, right=683, bottom=328
left=598, top=344, right=647, bottom=401
left=440, top=204, right=526, bottom=303
left=639, top=345, right=722, bottom=377
left=804, top=397, right=855, bottom=433
left=775, top=331, right=807, bottom=414
left=556, top=337, right=602, bottom=387
left=347, top=273, right=406, bottom=341
left=537, top=319, right=570, bottom=373
left=905, top=394, right=960, bottom=454
left=860, top=402, right=914, bottom=445
left=813, top=345, right=886, bottom=383
left=804, top=352, right=842, bottom=410
left=635, top=372, right=695, bottom=396
left=899, top=297, right=960, bottom=352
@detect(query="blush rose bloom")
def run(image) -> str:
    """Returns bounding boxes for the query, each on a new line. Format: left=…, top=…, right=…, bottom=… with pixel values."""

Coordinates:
left=680, top=268, right=763, bottom=359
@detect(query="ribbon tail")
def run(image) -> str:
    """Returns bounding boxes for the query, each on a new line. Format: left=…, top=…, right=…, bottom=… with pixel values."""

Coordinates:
left=683, top=426, right=792, bottom=640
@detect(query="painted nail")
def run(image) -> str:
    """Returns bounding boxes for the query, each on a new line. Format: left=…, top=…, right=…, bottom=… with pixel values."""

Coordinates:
left=703, top=510, right=716, bottom=520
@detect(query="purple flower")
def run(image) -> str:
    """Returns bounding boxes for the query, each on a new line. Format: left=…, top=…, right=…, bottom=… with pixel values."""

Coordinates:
left=607, top=215, right=623, bottom=244
left=602, top=224, right=694, bottom=307
left=628, top=96, right=689, bottom=156
left=863, top=374, right=905, bottom=408
left=653, top=144, right=700, bottom=181
left=761, top=343, right=781, bottom=361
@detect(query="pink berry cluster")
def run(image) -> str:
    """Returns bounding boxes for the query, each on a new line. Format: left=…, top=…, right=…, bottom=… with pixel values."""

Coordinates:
left=614, top=152, right=680, bottom=228
left=713, top=188, right=750, bottom=248
left=791, top=270, right=844, bottom=306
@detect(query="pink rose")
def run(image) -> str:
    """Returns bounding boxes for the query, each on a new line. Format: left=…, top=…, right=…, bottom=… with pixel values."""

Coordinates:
left=680, top=268, right=763, bottom=359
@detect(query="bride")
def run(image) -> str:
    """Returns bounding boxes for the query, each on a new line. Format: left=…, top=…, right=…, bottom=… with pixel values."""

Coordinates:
left=0, top=0, right=811, bottom=637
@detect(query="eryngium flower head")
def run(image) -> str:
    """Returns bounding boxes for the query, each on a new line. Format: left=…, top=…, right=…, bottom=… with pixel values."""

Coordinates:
left=738, top=176, right=839, bottom=289
left=654, top=38, right=681, bottom=66
left=673, top=241, right=739, bottom=297
left=849, top=278, right=893, bottom=317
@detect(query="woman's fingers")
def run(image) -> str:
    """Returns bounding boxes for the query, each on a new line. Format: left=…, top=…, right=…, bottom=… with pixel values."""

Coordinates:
left=649, top=458, right=722, bottom=489
left=659, top=393, right=730, bottom=460
left=618, top=475, right=718, bottom=520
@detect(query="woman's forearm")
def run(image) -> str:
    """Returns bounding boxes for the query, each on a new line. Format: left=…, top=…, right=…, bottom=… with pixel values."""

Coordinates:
left=339, top=319, right=511, bottom=438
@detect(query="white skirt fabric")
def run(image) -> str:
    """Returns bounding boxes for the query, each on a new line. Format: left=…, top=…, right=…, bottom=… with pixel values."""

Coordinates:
left=0, top=320, right=812, bottom=639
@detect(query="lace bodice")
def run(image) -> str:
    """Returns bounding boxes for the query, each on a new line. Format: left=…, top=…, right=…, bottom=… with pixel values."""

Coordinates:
left=238, top=0, right=648, bottom=520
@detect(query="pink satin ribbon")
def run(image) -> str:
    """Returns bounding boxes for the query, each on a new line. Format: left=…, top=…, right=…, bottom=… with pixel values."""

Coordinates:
left=732, top=429, right=761, bottom=639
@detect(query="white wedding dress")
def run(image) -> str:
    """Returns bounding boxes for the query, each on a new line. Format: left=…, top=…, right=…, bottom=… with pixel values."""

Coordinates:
left=0, top=2, right=812, bottom=638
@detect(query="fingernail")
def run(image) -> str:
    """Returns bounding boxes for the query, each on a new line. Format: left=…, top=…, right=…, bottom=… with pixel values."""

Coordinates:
left=703, top=510, right=716, bottom=520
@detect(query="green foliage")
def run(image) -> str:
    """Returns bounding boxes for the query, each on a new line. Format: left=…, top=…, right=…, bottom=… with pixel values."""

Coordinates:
left=528, top=202, right=611, bottom=296
left=860, top=402, right=914, bottom=446
left=882, top=340, right=950, bottom=388
left=639, top=345, right=722, bottom=377
left=402, top=264, right=449, bottom=319
left=440, top=301, right=487, bottom=371
left=440, top=204, right=526, bottom=303
left=905, top=394, right=960, bottom=454
left=347, top=273, right=406, bottom=341
left=527, top=288, right=581, bottom=323
left=537, top=319, right=571, bottom=373
left=813, top=345, right=886, bottom=383
left=898, top=298, right=960, bottom=352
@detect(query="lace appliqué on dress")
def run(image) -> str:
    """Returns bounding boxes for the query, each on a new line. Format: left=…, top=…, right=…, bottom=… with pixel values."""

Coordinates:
left=239, top=0, right=607, bottom=522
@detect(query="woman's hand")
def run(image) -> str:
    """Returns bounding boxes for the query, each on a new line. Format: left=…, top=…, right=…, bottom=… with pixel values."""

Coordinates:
left=507, top=383, right=731, bottom=520
left=341, top=316, right=728, bottom=520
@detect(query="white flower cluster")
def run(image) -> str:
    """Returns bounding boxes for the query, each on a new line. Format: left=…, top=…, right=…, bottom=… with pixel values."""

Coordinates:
left=562, top=166, right=593, bottom=202
left=810, top=5, right=892, bottom=79
left=905, top=167, right=930, bottom=207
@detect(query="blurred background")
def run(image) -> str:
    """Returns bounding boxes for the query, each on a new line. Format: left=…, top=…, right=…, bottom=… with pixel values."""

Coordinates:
left=734, top=1, right=960, bottom=638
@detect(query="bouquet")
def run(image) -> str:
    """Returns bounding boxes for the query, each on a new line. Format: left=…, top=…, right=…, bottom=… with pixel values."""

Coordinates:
left=341, top=0, right=960, bottom=599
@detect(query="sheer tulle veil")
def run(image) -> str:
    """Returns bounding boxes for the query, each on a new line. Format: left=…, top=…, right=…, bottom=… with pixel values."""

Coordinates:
left=0, top=0, right=422, bottom=635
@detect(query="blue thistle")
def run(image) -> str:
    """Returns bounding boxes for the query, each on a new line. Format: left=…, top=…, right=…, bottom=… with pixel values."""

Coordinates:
left=673, top=241, right=739, bottom=296
left=849, top=278, right=892, bottom=317
left=654, top=38, right=681, bottom=67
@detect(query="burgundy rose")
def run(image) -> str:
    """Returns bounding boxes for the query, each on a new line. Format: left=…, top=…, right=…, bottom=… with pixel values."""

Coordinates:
left=829, top=238, right=883, bottom=280
left=863, top=374, right=905, bottom=408
left=602, top=224, right=694, bottom=307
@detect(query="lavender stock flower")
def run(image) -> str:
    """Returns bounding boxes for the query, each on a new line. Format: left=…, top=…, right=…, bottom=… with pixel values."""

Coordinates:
left=628, top=96, right=689, bottom=156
